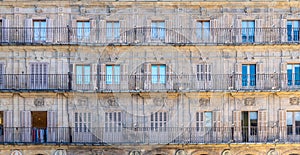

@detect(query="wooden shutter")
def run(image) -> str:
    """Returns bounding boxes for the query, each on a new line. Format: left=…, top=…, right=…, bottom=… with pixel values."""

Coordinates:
left=20, top=111, right=31, bottom=127
left=47, top=110, right=57, bottom=128
left=20, top=110, right=31, bottom=142
left=256, top=62, right=263, bottom=89
left=281, top=18, right=287, bottom=42
left=100, top=63, right=106, bottom=89
left=165, top=19, right=171, bottom=43
left=47, top=110, right=57, bottom=142
left=143, top=63, right=151, bottom=90
left=4, top=110, right=13, bottom=128
left=233, top=110, right=241, bottom=142
left=213, top=111, right=221, bottom=132
left=92, top=64, right=98, bottom=89
left=99, top=20, right=106, bottom=43
left=258, top=110, right=267, bottom=141
left=278, top=109, right=286, bottom=141
left=210, top=19, right=217, bottom=42
left=280, top=62, right=287, bottom=89
left=255, top=19, right=263, bottom=43
left=121, top=64, right=128, bottom=83
left=120, top=20, right=126, bottom=43
left=25, top=18, right=33, bottom=42
left=90, top=19, right=96, bottom=43
left=4, top=110, right=13, bottom=142
left=235, top=18, right=242, bottom=42
left=146, top=19, right=151, bottom=41
left=166, top=64, right=173, bottom=89
left=235, top=63, right=242, bottom=89
left=46, top=18, right=53, bottom=42
left=2, top=18, right=9, bottom=42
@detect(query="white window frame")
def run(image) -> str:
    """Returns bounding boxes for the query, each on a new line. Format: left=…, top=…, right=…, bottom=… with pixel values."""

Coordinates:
left=106, top=65, right=120, bottom=84
left=33, top=20, right=47, bottom=42
left=105, top=111, right=122, bottom=132
left=76, top=65, right=91, bottom=85
left=150, top=111, right=167, bottom=132
left=77, top=21, right=90, bottom=40
left=74, top=112, right=91, bottom=133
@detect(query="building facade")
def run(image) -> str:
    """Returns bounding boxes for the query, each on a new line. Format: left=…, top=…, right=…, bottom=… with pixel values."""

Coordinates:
left=0, top=0, right=300, bottom=154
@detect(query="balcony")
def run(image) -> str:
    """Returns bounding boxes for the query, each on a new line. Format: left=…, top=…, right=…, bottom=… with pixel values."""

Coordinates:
left=0, top=126, right=296, bottom=144
left=0, top=27, right=299, bottom=45
left=0, top=73, right=297, bottom=92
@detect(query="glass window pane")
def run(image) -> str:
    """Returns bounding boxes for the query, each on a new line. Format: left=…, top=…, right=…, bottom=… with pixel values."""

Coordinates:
left=159, top=65, right=166, bottom=84
left=84, top=66, right=90, bottom=84
left=287, top=112, right=293, bottom=125
left=106, top=65, right=112, bottom=84
left=107, top=22, right=113, bottom=39
left=152, top=65, right=158, bottom=83
left=250, top=112, right=257, bottom=120
left=204, top=112, right=212, bottom=127
left=114, top=65, right=120, bottom=84
left=76, top=66, right=83, bottom=84
left=295, top=112, right=300, bottom=121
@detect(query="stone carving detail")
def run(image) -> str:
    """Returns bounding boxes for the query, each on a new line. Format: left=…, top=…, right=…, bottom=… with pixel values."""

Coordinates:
left=34, top=5, right=43, bottom=13
left=34, top=98, right=44, bottom=107
left=290, top=97, right=299, bottom=105
left=77, top=98, right=88, bottom=107
left=79, top=6, right=86, bottom=15
left=199, top=98, right=210, bottom=107
left=107, top=97, right=119, bottom=107
left=244, top=97, right=255, bottom=106
left=153, top=97, right=167, bottom=106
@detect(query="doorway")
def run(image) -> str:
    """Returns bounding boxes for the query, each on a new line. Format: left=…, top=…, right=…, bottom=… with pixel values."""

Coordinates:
left=31, top=111, right=47, bottom=142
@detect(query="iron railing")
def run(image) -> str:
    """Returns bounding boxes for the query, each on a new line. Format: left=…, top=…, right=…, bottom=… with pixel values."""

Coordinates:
left=0, top=73, right=298, bottom=91
left=0, top=27, right=300, bottom=45
left=0, top=126, right=297, bottom=144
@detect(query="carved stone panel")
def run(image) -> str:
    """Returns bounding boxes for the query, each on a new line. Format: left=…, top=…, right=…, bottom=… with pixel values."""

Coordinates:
left=290, top=97, right=299, bottom=105
left=34, top=98, right=44, bottom=107
left=199, top=98, right=210, bottom=107
left=244, top=97, right=255, bottom=106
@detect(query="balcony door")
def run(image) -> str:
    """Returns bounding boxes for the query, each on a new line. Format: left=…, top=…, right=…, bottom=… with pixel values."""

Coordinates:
left=242, top=111, right=258, bottom=142
left=32, top=111, right=47, bottom=143
left=30, top=63, right=48, bottom=89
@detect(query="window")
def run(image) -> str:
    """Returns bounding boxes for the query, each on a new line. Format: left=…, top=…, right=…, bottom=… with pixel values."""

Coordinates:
left=150, top=112, right=167, bottom=131
left=287, top=64, right=300, bottom=86
left=242, top=64, right=256, bottom=86
left=242, top=21, right=255, bottom=43
left=242, top=111, right=258, bottom=141
left=33, top=20, right=46, bottom=42
left=196, top=21, right=210, bottom=41
left=77, top=21, right=90, bottom=40
left=30, top=63, right=48, bottom=88
left=74, top=112, right=91, bottom=132
left=151, top=64, right=166, bottom=84
left=106, top=21, right=120, bottom=40
left=287, top=20, right=300, bottom=42
left=76, top=65, right=90, bottom=84
left=287, top=111, right=300, bottom=135
left=196, top=111, right=212, bottom=131
left=106, top=65, right=120, bottom=84
left=197, top=64, right=211, bottom=81
left=151, top=21, right=165, bottom=40
left=105, top=111, right=122, bottom=132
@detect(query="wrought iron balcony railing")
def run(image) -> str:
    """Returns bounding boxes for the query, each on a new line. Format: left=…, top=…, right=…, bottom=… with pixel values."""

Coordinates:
left=0, top=73, right=298, bottom=91
left=0, top=126, right=296, bottom=144
left=0, top=27, right=299, bottom=45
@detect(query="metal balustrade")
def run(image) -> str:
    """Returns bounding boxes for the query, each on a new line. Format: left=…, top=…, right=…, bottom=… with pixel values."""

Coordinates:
left=0, top=73, right=297, bottom=91
left=0, top=126, right=297, bottom=144
left=0, top=27, right=299, bottom=45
